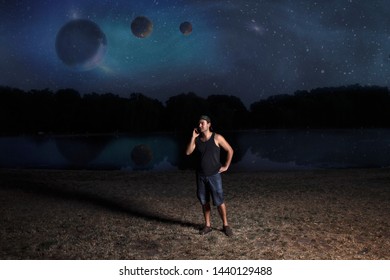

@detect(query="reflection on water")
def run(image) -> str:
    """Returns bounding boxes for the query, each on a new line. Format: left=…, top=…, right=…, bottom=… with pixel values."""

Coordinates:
left=233, top=129, right=390, bottom=169
left=94, top=134, right=178, bottom=170
left=55, top=136, right=111, bottom=167
left=1, top=130, right=390, bottom=171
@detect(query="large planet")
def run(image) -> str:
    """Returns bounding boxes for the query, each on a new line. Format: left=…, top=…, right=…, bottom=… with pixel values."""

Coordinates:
left=55, top=19, right=107, bottom=71
left=131, top=16, right=153, bottom=38
left=179, top=21, right=192, bottom=35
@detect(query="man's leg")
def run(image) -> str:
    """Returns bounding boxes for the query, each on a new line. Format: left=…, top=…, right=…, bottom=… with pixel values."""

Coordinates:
left=217, top=203, right=228, bottom=226
left=199, top=202, right=212, bottom=234
left=218, top=203, right=233, bottom=236
left=208, top=173, right=231, bottom=232
left=197, top=175, right=212, bottom=234
left=202, top=202, right=211, bottom=227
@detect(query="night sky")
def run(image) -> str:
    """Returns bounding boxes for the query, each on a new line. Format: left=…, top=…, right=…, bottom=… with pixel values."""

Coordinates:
left=1, top=0, right=389, bottom=106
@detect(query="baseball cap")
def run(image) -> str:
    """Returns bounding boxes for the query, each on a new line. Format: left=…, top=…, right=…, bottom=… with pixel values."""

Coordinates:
left=199, top=115, right=211, bottom=123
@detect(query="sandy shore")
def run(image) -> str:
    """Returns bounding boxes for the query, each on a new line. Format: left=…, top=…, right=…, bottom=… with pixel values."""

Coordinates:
left=0, top=168, right=389, bottom=260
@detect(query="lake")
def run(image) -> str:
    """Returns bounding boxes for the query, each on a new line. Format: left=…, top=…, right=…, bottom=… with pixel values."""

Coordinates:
left=1, top=129, right=390, bottom=171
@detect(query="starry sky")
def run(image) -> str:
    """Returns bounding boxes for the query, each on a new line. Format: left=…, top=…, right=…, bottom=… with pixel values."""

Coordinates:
left=1, top=0, right=390, bottom=106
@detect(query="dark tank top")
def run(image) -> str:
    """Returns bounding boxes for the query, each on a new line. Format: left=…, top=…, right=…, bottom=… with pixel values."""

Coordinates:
left=195, top=132, right=221, bottom=176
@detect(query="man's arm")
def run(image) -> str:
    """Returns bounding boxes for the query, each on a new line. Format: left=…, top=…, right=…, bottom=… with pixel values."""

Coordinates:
left=215, top=134, right=234, bottom=172
left=185, top=129, right=199, bottom=155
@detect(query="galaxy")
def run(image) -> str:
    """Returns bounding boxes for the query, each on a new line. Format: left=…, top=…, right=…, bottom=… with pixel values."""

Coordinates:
left=1, top=0, right=389, bottom=106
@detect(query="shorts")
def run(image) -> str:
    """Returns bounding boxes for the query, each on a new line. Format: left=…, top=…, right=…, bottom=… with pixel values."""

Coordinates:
left=196, top=172, right=224, bottom=206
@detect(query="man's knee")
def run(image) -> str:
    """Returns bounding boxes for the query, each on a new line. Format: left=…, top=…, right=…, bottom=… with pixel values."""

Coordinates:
left=202, top=202, right=211, bottom=209
left=217, top=202, right=225, bottom=208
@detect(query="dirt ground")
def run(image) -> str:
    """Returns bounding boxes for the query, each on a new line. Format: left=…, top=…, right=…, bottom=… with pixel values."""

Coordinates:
left=0, top=168, right=389, bottom=259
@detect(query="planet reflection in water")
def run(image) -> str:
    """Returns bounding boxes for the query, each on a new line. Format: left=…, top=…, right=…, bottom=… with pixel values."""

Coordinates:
left=55, top=136, right=110, bottom=167
left=131, top=144, right=153, bottom=167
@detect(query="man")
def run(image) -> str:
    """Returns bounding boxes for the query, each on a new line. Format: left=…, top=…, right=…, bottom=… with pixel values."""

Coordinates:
left=185, top=115, right=234, bottom=236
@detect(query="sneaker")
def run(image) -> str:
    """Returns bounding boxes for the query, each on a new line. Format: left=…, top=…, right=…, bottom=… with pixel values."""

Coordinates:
left=223, top=225, right=233, bottom=237
left=199, top=226, right=212, bottom=235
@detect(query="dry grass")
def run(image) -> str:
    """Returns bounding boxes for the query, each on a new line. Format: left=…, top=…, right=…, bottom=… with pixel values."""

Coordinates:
left=0, top=168, right=389, bottom=260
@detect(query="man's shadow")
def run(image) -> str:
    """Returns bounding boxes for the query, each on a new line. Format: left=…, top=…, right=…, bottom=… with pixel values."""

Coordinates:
left=1, top=175, right=200, bottom=230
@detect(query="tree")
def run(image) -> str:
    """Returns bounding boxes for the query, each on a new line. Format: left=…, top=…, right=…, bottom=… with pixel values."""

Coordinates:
left=165, top=92, right=209, bottom=132
left=206, top=95, right=249, bottom=131
left=126, top=93, right=165, bottom=132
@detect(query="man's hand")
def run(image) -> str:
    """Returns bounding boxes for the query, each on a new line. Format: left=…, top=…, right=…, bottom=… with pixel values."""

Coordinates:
left=219, top=165, right=229, bottom=173
left=186, top=128, right=200, bottom=156
left=192, top=128, right=200, bottom=138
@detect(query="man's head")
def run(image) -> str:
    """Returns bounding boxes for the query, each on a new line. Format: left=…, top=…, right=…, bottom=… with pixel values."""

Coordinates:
left=198, top=115, right=212, bottom=133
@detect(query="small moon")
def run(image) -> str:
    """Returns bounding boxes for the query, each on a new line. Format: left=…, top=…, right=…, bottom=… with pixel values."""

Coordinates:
left=131, top=16, right=153, bottom=38
left=179, top=21, right=192, bottom=35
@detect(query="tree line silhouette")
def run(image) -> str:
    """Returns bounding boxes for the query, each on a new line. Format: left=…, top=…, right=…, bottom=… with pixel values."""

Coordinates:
left=1, top=84, right=389, bottom=135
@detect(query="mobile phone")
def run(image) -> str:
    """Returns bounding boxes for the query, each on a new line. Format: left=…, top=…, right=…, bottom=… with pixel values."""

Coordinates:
left=195, top=128, right=200, bottom=134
